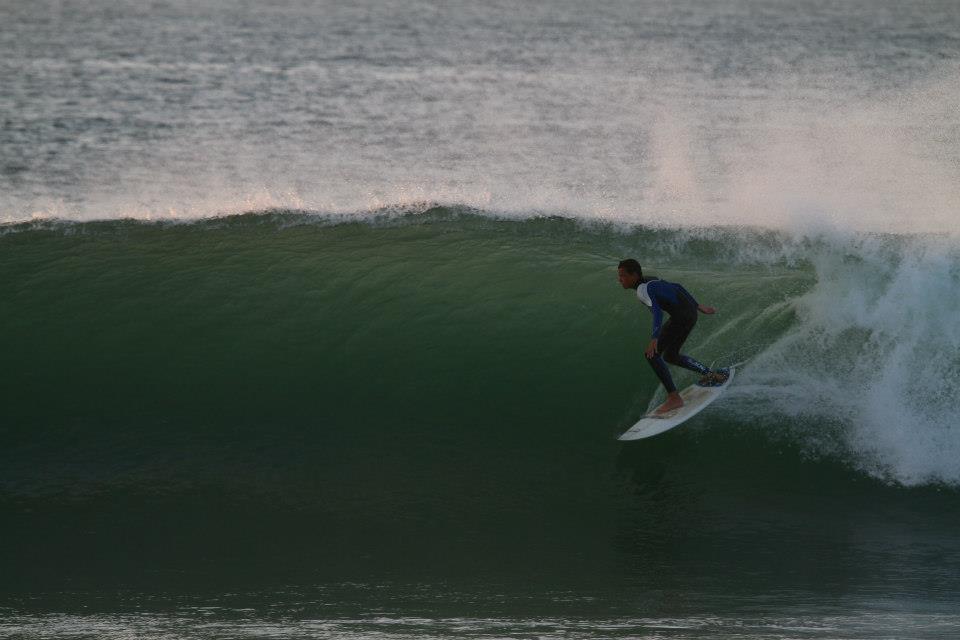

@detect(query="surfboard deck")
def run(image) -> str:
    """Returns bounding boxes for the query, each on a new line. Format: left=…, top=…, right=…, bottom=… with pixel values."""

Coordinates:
left=617, top=367, right=735, bottom=441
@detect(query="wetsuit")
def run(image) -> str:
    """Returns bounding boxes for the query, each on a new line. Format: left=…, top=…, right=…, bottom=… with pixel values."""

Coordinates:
left=635, top=278, right=711, bottom=393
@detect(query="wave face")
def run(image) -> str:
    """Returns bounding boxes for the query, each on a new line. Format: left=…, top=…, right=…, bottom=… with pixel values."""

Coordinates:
left=3, top=210, right=960, bottom=614
left=3, top=210, right=959, bottom=491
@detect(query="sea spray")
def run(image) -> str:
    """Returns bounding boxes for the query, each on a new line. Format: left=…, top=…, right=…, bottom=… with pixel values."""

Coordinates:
left=734, top=233, right=960, bottom=484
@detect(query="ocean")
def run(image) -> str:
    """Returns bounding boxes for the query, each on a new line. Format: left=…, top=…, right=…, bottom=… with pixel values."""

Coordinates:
left=2, top=1, right=960, bottom=638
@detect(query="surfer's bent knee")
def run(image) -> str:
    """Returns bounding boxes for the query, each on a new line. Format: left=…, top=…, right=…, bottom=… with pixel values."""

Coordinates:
left=662, top=352, right=682, bottom=365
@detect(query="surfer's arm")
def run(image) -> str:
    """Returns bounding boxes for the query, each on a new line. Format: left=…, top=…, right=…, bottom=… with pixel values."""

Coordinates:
left=643, top=281, right=665, bottom=338
left=649, top=298, right=664, bottom=338
left=697, top=304, right=717, bottom=314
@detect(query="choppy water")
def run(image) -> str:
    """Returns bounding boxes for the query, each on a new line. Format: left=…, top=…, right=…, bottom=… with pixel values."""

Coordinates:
left=2, top=1, right=960, bottom=638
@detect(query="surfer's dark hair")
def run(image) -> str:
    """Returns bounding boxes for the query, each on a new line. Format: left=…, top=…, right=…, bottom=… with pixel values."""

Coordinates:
left=618, top=259, right=642, bottom=277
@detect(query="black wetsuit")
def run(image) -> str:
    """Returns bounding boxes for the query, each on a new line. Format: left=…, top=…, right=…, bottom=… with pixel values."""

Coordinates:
left=634, top=278, right=711, bottom=393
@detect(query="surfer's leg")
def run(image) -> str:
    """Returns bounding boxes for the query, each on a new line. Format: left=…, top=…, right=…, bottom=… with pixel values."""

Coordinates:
left=648, top=352, right=683, bottom=414
left=645, top=352, right=677, bottom=394
left=660, top=315, right=726, bottom=385
left=677, top=349, right=726, bottom=384
left=660, top=317, right=698, bottom=368
left=678, top=355, right=710, bottom=376
left=648, top=321, right=683, bottom=414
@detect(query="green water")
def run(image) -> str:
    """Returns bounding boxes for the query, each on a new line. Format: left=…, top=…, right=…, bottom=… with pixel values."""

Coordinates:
left=2, top=211, right=959, bottom=639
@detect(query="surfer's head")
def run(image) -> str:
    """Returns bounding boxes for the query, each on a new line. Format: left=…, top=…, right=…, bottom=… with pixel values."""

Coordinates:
left=617, top=259, right=643, bottom=289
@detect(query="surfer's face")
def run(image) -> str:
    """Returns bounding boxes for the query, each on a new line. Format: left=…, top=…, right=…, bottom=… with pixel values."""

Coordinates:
left=618, top=267, right=640, bottom=289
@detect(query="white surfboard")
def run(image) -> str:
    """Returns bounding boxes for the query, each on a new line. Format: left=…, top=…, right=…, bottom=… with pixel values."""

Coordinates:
left=618, top=367, right=735, bottom=441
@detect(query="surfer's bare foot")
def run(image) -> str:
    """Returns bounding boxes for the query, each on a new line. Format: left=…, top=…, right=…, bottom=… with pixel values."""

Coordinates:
left=655, top=393, right=684, bottom=414
left=699, top=370, right=729, bottom=386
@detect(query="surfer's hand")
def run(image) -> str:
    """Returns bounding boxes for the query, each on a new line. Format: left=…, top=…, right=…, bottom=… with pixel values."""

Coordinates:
left=698, top=304, right=717, bottom=315
left=645, top=339, right=658, bottom=358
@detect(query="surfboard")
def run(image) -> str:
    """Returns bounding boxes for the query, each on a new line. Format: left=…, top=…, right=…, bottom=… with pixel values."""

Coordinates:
left=617, top=367, right=735, bottom=441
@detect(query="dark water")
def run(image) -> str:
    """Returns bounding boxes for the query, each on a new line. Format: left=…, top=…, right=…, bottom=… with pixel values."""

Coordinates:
left=3, top=0, right=960, bottom=637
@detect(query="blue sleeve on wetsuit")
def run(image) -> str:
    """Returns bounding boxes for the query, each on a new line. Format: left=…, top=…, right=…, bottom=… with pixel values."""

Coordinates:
left=647, top=281, right=665, bottom=339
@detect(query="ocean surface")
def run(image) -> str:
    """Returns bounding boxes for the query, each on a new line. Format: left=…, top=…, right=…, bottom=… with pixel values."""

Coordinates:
left=2, top=1, right=960, bottom=638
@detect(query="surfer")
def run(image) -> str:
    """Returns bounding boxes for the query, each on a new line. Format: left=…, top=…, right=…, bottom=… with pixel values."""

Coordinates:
left=617, top=258, right=728, bottom=415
